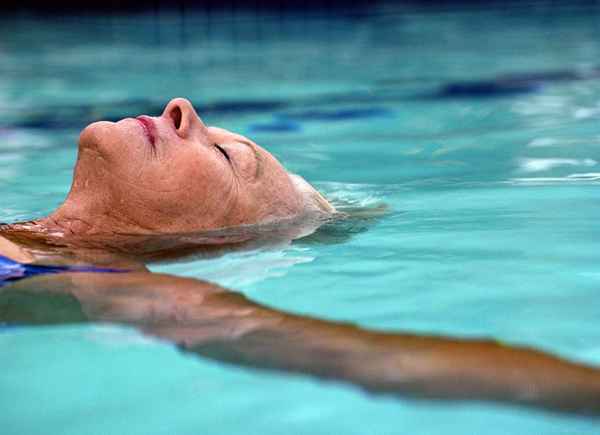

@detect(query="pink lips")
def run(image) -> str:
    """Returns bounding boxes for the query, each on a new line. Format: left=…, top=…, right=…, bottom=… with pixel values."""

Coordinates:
left=136, top=116, right=156, bottom=147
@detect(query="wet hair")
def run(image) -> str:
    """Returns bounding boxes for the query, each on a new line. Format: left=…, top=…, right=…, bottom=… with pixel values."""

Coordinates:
left=289, top=174, right=336, bottom=215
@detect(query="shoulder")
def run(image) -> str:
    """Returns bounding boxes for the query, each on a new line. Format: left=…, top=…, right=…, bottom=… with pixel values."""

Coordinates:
left=0, top=234, right=34, bottom=263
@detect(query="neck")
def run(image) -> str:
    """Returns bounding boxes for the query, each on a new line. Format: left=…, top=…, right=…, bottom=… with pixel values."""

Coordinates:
left=0, top=213, right=297, bottom=267
left=0, top=219, right=145, bottom=269
left=45, top=194, right=142, bottom=236
left=0, top=185, right=337, bottom=266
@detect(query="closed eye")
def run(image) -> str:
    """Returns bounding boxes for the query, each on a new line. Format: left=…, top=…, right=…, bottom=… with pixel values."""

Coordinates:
left=215, top=144, right=231, bottom=163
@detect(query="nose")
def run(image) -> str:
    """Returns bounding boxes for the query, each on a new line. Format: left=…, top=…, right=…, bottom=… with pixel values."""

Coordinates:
left=161, top=97, right=207, bottom=139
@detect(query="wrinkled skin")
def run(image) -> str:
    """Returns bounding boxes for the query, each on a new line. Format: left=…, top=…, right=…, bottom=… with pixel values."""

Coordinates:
left=1, top=98, right=336, bottom=266
left=49, top=98, right=308, bottom=235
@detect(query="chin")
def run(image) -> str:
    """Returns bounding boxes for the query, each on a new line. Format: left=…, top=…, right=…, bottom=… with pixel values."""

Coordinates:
left=78, top=121, right=115, bottom=152
left=78, top=120, right=139, bottom=159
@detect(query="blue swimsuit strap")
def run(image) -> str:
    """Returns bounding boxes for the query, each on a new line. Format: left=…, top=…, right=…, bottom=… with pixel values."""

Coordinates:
left=0, top=254, right=126, bottom=284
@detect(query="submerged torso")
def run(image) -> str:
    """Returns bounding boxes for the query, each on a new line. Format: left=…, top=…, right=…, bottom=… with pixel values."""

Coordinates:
left=0, top=253, right=127, bottom=287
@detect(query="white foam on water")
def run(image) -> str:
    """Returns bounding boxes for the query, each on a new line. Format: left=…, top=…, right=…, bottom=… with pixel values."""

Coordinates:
left=518, top=157, right=596, bottom=172
left=527, top=137, right=558, bottom=147
left=315, top=181, right=387, bottom=208
left=508, top=172, right=600, bottom=185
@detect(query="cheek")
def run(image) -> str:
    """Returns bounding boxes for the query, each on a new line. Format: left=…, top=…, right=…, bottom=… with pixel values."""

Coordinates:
left=156, top=150, right=229, bottom=187
left=261, top=172, right=299, bottom=204
left=130, top=151, right=237, bottom=209
left=242, top=164, right=303, bottom=219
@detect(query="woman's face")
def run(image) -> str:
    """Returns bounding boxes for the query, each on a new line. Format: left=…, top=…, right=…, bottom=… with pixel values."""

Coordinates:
left=65, top=98, right=303, bottom=233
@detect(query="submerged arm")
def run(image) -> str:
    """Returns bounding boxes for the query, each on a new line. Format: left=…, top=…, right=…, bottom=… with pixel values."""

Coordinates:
left=2, top=271, right=599, bottom=415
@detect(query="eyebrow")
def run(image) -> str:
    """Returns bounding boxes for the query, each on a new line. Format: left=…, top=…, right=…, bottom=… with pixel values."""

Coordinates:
left=237, top=139, right=262, bottom=179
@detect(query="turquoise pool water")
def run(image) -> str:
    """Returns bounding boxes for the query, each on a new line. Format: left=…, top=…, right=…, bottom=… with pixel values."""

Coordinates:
left=1, top=3, right=600, bottom=433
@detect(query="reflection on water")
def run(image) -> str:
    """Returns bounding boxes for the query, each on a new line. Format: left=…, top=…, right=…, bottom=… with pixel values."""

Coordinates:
left=152, top=247, right=316, bottom=287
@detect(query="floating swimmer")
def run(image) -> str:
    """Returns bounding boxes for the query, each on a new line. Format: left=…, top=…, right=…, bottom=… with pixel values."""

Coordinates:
left=1, top=98, right=599, bottom=415
left=0, top=97, right=336, bottom=267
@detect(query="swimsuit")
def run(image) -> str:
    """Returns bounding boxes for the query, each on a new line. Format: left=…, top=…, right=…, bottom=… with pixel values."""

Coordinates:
left=0, top=254, right=125, bottom=288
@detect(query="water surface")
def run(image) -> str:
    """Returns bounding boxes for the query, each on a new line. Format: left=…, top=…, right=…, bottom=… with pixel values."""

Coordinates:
left=1, top=4, right=600, bottom=434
